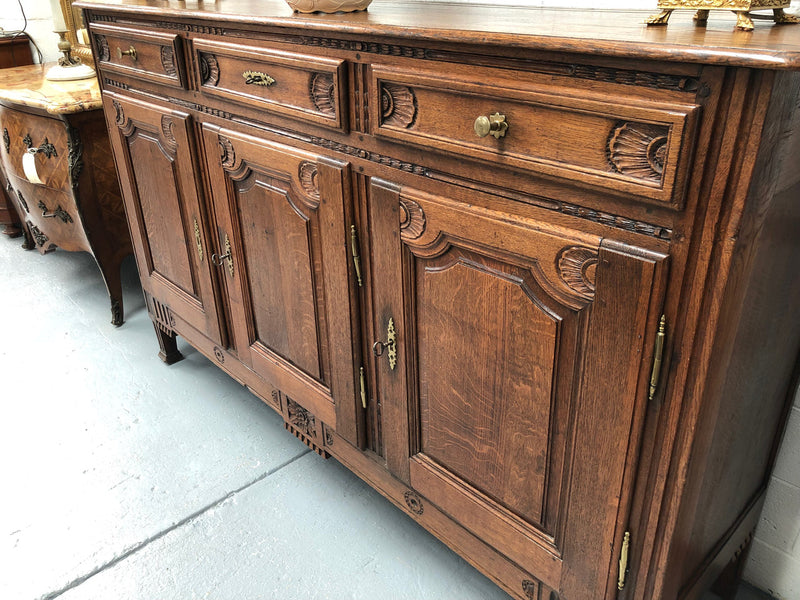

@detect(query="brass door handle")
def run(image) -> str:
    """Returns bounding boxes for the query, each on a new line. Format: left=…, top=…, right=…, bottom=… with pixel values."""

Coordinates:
left=474, top=113, right=508, bottom=139
left=116, top=46, right=137, bottom=61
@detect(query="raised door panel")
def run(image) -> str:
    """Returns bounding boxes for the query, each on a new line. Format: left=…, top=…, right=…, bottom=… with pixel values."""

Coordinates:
left=202, top=125, right=360, bottom=443
left=103, top=92, right=223, bottom=345
left=369, top=179, right=667, bottom=599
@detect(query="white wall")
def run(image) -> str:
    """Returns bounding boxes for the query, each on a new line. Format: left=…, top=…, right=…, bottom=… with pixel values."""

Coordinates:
left=1, top=0, right=799, bottom=596
left=0, top=0, right=63, bottom=64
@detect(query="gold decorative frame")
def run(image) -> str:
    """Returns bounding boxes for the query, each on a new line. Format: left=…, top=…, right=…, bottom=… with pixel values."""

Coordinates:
left=647, top=0, right=800, bottom=29
left=60, top=0, right=93, bottom=62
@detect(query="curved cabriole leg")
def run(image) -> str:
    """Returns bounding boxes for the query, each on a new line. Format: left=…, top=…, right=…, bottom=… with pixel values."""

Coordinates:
left=735, top=11, right=754, bottom=30
left=153, top=323, right=183, bottom=365
left=20, top=222, right=35, bottom=250
left=773, top=8, right=800, bottom=23
left=646, top=9, right=673, bottom=25
left=93, top=253, right=126, bottom=326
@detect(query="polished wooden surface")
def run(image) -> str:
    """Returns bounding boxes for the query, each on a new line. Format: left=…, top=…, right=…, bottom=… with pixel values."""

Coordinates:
left=0, top=33, right=34, bottom=69
left=0, top=64, right=131, bottom=324
left=83, top=3, right=800, bottom=599
left=77, top=0, right=800, bottom=68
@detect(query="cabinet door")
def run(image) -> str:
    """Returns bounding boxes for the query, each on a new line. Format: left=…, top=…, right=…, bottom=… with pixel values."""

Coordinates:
left=202, top=125, right=360, bottom=444
left=103, top=92, right=224, bottom=345
left=369, top=179, right=667, bottom=599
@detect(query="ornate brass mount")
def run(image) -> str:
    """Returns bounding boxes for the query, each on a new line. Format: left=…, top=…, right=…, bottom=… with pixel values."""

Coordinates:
left=373, top=317, right=397, bottom=370
left=38, top=200, right=73, bottom=224
left=474, top=112, right=508, bottom=139
left=647, top=0, right=800, bottom=31
left=24, top=135, right=58, bottom=159
left=211, top=233, right=234, bottom=276
left=242, top=70, right=275, bottom=86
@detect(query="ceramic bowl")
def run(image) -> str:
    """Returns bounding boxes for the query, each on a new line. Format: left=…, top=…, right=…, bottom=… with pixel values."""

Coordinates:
left=286, top=0, right=372, bottom=13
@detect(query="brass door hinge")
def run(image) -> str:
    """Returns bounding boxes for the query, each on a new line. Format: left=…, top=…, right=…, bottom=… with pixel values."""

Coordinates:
left=649, top=315, right=667, bottom=401
left=359, top=366, right=367, bottom=409
left=618, top=531, right=631, bottom=591
left=350, top=225, right=363, bottom=287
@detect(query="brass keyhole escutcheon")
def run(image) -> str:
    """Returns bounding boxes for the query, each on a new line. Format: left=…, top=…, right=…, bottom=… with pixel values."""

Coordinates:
left=372, top=317, right=397, bottom=370
left=117, top=46, right=137, bottom=61
left=474, top=112, right=508, bottom=139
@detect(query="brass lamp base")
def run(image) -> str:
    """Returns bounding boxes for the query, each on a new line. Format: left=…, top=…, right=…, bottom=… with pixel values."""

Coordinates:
left=647, top=0, right=800, bottom=30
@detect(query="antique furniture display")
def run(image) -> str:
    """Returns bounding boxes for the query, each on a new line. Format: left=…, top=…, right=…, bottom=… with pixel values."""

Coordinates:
left=646, top=0, right=800, bottom=31
left=77, top=1, right=800, bottom=598
left=0, top=63, right=131, bottom=325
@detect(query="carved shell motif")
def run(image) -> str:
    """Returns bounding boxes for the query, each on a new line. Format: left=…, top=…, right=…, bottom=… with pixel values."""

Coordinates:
left=199, top=53, right=220, bottom=86
left=608, top=122, right=670, bottom=183
left=160, top=116, right=177, bottom=153
left=381, top=83, right=417, bottom=128
left=557, top=246, right=598, bottom=300
left=298, top=161, right=320, bottom=207
left=310, top=73, right=336, bottom=117
left=399, top=197, right=425, bottom=240
left=218, top=136, right=235, bottom=169
left=112, top=100, right=125, bottom=126
left=94, top=35, right=110, bottom=62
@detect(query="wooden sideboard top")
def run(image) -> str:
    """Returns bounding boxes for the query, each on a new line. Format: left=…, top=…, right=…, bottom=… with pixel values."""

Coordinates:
left=0, top=63, right=102, bottom=114
left=74, top=0, right=800, bottom=69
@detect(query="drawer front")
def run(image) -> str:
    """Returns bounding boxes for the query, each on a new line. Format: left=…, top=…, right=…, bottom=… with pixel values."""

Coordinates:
left=0, top=106, right=70, bottom=192
left=92, top=23, right=185, bottom=89
left=194, top=38, right=347, bottom=131
left=371, top=65, right=699, bottom=209
left=12, top=179, right=85, bottom=253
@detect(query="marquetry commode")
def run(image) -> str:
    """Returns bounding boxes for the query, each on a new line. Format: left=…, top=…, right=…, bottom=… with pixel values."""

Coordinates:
left=75, top=2, right=800, bottom=598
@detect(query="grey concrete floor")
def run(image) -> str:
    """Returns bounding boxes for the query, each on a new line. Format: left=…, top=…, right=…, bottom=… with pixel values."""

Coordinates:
left=0, top=233, right=774, bottom=600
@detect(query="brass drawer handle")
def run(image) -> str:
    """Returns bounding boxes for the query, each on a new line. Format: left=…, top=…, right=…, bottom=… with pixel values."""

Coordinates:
left=38, top=200, right=73, bottom=224
left=23, top=134, right=58, bottom=159
left=242, top=70, right=275, bottom=87
left=474, top=112, right=508, bottom=139
left=116, top=46, right=137, bottom=61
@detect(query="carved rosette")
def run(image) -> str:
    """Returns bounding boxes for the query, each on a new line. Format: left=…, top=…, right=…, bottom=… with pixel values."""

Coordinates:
left=213, top=346, right=225, bottom=364
left=557, top=246, right=599, bottom=300
left=310, top=73, right=336, bottom=117
left=160, top=116, right=178, bottom=153
left=399, top=197, right=426, bottom=240
left=198, top=52, right=220, bottom=86
left=607, top=122, right=670, bottom=183
left=218, top=135, right=235, bottom=169
left=94, top=35, right=110, bottom=62
left=2, top=128, right=9, bottom=153
left=160, top=46, right=177, bottom=77
left=298, top=161, right=320, bottom=205
left=381, top=83, right=417, bottom=128
left=287, top=398, right=316, bottom=438
left=403, top=491, right=424, bottom=515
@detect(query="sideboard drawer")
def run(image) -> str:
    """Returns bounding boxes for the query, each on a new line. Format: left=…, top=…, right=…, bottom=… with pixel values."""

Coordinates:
left=0, top=105, right=69, bottom=190
left=92, top=23, right=186, bottom=89
left=194, top=38, right=347, bottom=132
left=371, top=65, right=699, bottom=209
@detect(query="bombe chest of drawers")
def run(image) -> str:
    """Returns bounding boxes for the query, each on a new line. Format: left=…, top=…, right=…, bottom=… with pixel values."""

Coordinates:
left=76, top=1, right=800, bottom=598
left=0, top=64, right=132, bottom=324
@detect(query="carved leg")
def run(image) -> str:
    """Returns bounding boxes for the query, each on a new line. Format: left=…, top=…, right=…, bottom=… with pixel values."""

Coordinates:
left=773, top=8, right=800, bottom=24
left=646, top=9, right=673, bottom=25
left=153, top=323, right=183, bottom=364
left=735, top=11, right=754, bottom=30
left=93, top=254, right=125, bottom=326
left=694, top=9, right=710, bottom=23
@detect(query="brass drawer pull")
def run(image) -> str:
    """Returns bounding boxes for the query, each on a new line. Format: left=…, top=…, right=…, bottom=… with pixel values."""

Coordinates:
left=242, top=70, right=275, bottom=87
left=38, top=200, right=73, bottom=224
left=372, top=317, right=397, bottom=370
left=117, top=46, right=138, bottom=61
left=474, top=112, right=508, bottom=139
left=24, top=135, right=58, bottom=159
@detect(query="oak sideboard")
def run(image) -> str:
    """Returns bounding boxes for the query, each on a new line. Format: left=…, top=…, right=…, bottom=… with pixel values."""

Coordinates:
left=75, top=2, right=800, bottom=598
